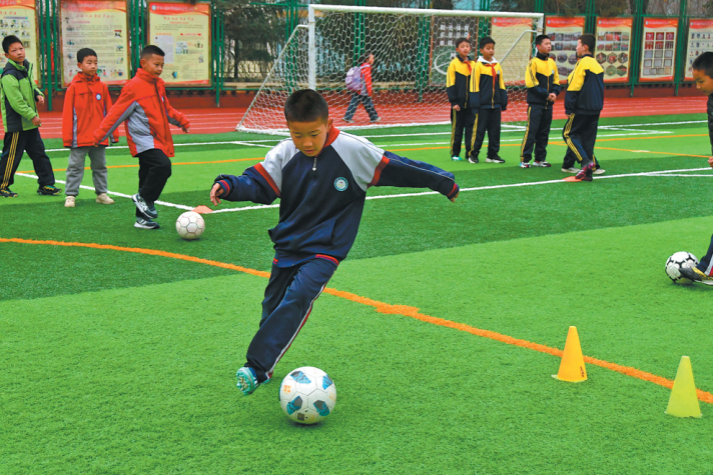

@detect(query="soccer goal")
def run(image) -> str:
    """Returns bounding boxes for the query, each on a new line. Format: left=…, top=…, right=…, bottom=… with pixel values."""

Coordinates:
left=237, top=5, right=543, bottom=134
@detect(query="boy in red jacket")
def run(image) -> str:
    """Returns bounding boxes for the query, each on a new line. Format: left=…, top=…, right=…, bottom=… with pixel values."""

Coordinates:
left=62, top=48, right=119, bottom=208
left=94, top=45, right=190, bottom=229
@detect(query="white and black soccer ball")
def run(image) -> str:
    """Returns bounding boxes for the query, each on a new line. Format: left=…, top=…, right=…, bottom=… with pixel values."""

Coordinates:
left=279, top=366, right=337, bottom=425
left=175, top=211, right=205, bottom=240
left=665, top=251, right=699, bottom=285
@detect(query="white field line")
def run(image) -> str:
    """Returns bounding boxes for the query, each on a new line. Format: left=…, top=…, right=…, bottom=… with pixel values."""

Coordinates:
left=18, top=167, right=710, bottom=214
left=15, top=173, right=194, bottom=211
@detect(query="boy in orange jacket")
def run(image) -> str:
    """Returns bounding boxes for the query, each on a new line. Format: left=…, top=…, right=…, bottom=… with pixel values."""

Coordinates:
left=94, top=45, right=190, bottom=229
left=62, top=48, right=119, bottom=208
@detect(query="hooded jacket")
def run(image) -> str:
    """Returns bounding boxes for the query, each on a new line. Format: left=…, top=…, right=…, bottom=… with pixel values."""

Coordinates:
left=0, top=59, right=44, bottom=133
left=63, top=73, right=119, bottom=148
left=93, top=68, right=190, bottom=157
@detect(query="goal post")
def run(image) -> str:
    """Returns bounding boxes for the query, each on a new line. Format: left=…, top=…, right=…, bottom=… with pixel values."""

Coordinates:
left=237, top=5, right=544, bottom=134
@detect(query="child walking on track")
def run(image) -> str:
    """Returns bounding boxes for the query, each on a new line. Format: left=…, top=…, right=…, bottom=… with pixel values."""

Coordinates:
left=210, top=89, right=460, bottom=395
left=94, top=45, right=190, bottom=229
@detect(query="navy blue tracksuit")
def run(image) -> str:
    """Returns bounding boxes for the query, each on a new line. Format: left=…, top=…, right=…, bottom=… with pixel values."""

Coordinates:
left=693, top=94, right=713, bottom=276
left=521, top=53, right=560, bottom=163
left=214, top=127, right=459, bottom=382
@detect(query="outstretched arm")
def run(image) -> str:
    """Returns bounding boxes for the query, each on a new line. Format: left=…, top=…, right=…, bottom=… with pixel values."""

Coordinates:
left=369, top=151, right=459, bottom=201
left=210, top=165, right=280, bottom=205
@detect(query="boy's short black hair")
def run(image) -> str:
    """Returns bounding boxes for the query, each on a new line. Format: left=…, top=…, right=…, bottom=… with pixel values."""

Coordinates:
left=77, top=48, right=97, bottom=63
left=692, top=52, right=713, bottom=79
left=479, top=36, right=495, bottom=49
left=535, top=34, right=550, bottom=46
left=455, top=37, right=470, bottom=48
left=140, top=45, right=165, bottom=60
left=579, top=33, right=596, bottom=53
left=2, top=35, right=22, bottom=54
left=284, top=89, right=329, bottom=123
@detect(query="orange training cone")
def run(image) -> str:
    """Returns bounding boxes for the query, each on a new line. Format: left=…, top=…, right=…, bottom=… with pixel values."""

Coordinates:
left=552, top=326, right=587, bottom=382
left=665, top=356, right=702, bottom=418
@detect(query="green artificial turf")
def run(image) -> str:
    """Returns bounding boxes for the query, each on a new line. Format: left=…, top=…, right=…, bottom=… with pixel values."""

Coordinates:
left=3, top=113, right=713, bottom=474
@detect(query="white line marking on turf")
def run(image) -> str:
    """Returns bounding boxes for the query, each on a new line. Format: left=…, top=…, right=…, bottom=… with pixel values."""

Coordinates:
left=15, top=173, right=195, bottom=211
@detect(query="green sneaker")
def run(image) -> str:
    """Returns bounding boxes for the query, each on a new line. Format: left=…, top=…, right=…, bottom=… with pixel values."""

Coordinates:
left=0, top=188, right=17, bottom=198
left=236, top=367, right=271, bottom=395
left=450, top=156, right=464, bottom=161
left=37, top=185, right=62, bottom=196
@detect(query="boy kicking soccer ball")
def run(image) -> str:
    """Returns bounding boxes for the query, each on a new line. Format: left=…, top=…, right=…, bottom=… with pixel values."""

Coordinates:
left=679, top=52, right=713, bottom=284
left=210, top=89, right=460, bottom=395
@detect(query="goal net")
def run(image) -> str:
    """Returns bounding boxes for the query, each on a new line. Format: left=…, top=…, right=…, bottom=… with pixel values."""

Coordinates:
left=237, top=5, right=543, bottom=134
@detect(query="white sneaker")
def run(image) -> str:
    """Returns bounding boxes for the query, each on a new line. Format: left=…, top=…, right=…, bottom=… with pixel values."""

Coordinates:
left=593, top=168, right=606, bottom=175
left=64, top=196, right=75, bottom=208
left=561, top=167, right=578, bottom=173
left=96, top=193, right=114, bottom=204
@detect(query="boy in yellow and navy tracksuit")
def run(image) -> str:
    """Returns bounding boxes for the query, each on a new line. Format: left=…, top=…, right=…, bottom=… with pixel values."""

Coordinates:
left=472, top=36, right=507, bottom=163
left=520, top=34, right=560, bottom=168
left=563, top=33, right=604, bottom=182
left=446, top=37, right=478, bottom=162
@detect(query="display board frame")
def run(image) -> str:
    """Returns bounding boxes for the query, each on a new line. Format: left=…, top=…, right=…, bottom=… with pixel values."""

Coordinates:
left=58, top=0, right=131, bottom=88
left=147, top=0, right=212, bottom=87
left=684, top=18, right=713, bottom=82
left=545, top=16, right=586, bottom=84
left=639, top=17, right=679, bottom=83
left=594, top=17, right=634, bottom=84
left=0, top=0, right=41, bottom=86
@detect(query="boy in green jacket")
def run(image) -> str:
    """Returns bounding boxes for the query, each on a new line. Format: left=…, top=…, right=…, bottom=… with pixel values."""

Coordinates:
left=0, top=35, right=60, bottom=197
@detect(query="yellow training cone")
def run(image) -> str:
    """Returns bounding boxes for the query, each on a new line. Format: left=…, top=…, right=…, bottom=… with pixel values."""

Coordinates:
left=552, top=326, right=587, bottom=382
left=665, top=356, right=702, bottom=418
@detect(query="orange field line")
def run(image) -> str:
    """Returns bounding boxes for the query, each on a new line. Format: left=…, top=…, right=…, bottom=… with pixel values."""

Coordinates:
left=3, top=236, right=712, bottom=404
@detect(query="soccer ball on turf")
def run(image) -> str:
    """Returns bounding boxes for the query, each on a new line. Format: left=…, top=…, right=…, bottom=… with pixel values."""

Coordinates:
left=279, top=366, right=337, bottom=425
left=175, top=211, right=205, bottom=240
left=665, top=251, right=699, bottom=285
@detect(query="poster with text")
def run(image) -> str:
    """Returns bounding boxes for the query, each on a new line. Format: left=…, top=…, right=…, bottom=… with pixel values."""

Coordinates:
left=491, top=17, right=535, bottom=84
left=640, top=17, right=678, bottom=82
left=148, top=2, right=211, bottom=86
left=60, top=0, right=129, bottom=86
left=0, top=0, right=39, bottom=85
left=429, top=17, right=479, bottom=85
left=595, top=17, right=633, bottom=83
left=685, top=19, right=713, bottom=80
left=545, top=16, right=585, bottom=83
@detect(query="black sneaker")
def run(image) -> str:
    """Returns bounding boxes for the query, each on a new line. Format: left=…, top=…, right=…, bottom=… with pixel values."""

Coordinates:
left=132, top=193, right=158, bottom=219
left=679, top=266, right=713, bottom=285
left=486, top=156, right=505, bottom=163
left=575, top=162, right=595, bottom=182
left=0, top=188, right=17, bottom=198
left=134, top=217, right=160, bottom=229
left=467, top=156, right=479, bottom=164
left=37, top=185, right=62, bottom=195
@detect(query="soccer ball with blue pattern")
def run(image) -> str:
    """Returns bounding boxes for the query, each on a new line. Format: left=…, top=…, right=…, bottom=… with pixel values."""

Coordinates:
left=665, top=251, right=699, bottom=285
left=279, top=366, right=337, bottom=424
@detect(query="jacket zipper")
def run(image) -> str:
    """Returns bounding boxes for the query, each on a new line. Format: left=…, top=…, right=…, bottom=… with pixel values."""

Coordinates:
left=312, top=155, right=317, bottom=171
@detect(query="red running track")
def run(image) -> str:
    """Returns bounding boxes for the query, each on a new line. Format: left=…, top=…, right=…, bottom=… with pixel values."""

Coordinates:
left=6, top=97, right=708, bottom=140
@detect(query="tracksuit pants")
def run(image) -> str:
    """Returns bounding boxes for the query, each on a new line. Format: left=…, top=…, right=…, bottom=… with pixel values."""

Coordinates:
left=450, top=107, right=476, bottom=158
left=472, top=107, right=502, bottom=159
left=520, top=105, right=553, bottom=163
left=562, top=112, right=600, bottom=168
left=0, top=128, right=55, bottom=189
left=65, top=146, right=108, bottom=196
left=344, top=92, right=379, bottom=121
left=696, top=235, right=713, bottom=276
left=563, top=149, right=603, bottom=171
left=135, top=148, right=172, bottom=217
left=246, top=257, right=338, bottom=383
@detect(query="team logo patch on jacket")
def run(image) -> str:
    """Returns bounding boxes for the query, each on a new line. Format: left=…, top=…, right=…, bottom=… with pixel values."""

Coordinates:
left=96, top=94, right=102, bottom=100
left=334, top=177, right=348, bottom=191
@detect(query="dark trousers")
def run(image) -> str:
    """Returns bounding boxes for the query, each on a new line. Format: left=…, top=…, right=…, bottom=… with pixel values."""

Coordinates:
left=246, top=257, right=338, bottom=382
left=0, top=128, right=55, bottom=189
left=472, top=107, right=502, bottom=159
left=344, top=92, right=379, bottom=121
left=696, top=234, right=713, bottom=276
left=135, top=148, right=172, bottom=217
left=449, top=107, right=476, bottom=158
left=562, top=113, right=600, bottom=167
left=520, top=105, right=553, bottom=163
